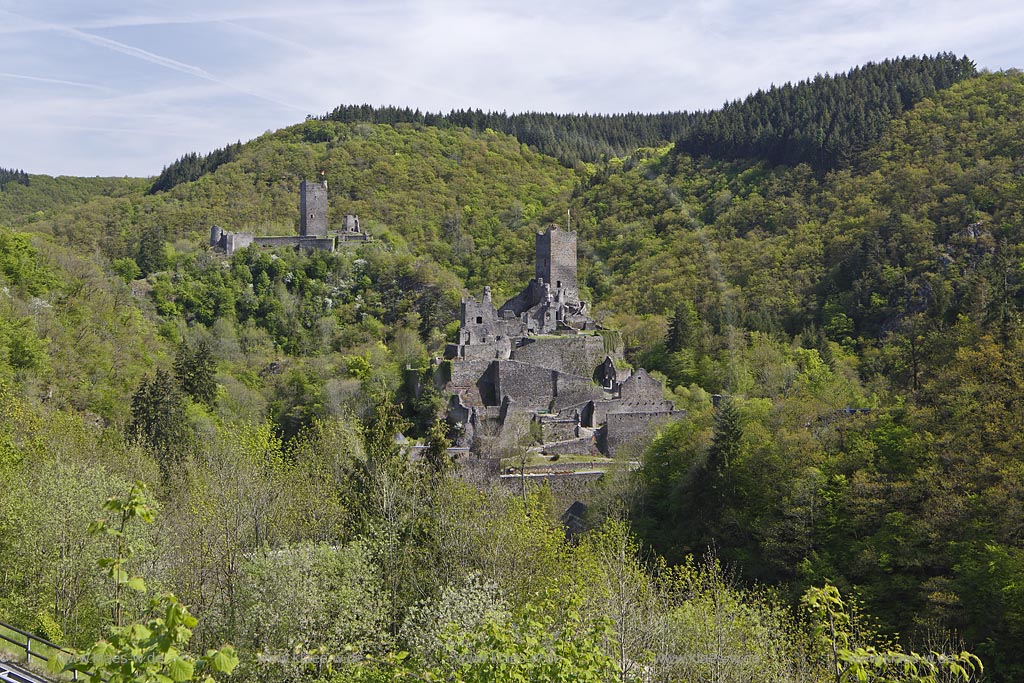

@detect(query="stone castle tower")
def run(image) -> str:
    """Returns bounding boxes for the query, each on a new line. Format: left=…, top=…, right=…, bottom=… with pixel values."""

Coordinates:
left=444, top=223, right=681, bottom=457
left=535, top=226, right=578, bottom=300
left=300, top=179, right=328, bottom=238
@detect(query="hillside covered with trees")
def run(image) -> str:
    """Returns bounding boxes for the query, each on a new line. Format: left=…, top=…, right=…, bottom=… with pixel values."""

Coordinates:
left=1, top=55, right=1022, bottom=681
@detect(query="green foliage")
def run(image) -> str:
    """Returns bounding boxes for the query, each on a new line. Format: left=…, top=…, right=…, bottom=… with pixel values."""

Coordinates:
left=234, top=541, right=390, bottom=680
left=676, top=54, right=976, bottom=172
left=112, top=257, right=142, bottom=283
left=363, top=594, right=620, bottom=683
left=130, top=370, right=190, bottom=478
left=174, top=338, right=218, bottom=406
left=55, top=594, right=239, bottom=683
left=422, top=418, right=452, bottom=479
left=0, top=167, right=29, bottom=190
left=656, top=554, right=804, bottom=682
left=54, top=485, right=238, bottom=683
left=6, top=58, right=1024, bottom=682
left=149, top=142, right=243, bottom=194
left=802, top=583, right=982, bottom=682
left=0, top=315, right=48, bottom=373
left=0, top=228, right=56, bottom=295
left=321, top=104, right=695, bottom=168
left=87, top=483, right=156, bottom=626
left=320, top=55, right=972, bottom=173
left=666, top=300, right=701, bottom=353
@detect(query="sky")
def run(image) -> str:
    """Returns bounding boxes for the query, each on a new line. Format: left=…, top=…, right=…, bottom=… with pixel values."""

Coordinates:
left=2, top=0, right=1023, bottom=178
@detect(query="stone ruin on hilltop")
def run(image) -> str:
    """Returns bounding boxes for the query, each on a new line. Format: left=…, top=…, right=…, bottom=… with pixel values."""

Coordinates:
left=210, top=175, right=371, bottom=255
left=441, top=225, right=683, bottom=457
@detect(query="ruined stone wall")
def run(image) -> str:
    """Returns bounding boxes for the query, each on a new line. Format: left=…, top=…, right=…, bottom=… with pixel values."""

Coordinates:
left=226, top=231, right=254, bottom=253
left=491, top=361, right=603, bottom=413
left=459, top=294, right=523, bottom=350
left=476, top=362, right=499, bottom=406
left=537, top=417, right=578, bottom=443
left=497, top=279, right=543, bottom=319
left=302, top=237, right=336, bottom=251
left=300, top=180, right=328, bottom=237
left=252, top=236, right=334, bottom=251
left=494, top=361, right=555, bottom=411
left=337, top=233, right=372, bottom=244
left=605, top=410, right=680, bottom=455
left=447, top=396, right=472, bottom=425
left=498, top=471, right=604, bottom=510
left=542, top=436, right=600, bottom=456
left=510, top=335, right=608, bottom=376
left=583, top=399, right=619, bottom=428
left=618, top=369, right=671, bottom=408
left=552, top=374, right=603, bottom=411
left=446, top=359, right=495, bottom=407
left=459, top=339, right=511, bottom=361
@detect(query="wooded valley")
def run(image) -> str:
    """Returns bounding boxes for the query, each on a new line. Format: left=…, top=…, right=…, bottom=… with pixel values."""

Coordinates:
left=1, top=54, right=1021, bottom=681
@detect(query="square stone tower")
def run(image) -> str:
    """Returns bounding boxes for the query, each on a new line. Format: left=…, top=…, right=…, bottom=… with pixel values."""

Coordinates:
left=535, top=226, right=577, bottom=297
left=300, top=180, right=328, bottom=237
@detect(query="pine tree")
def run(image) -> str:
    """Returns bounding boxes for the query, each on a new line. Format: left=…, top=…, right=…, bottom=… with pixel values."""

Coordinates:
left=422, top=418, right=452, bottom=479
left=173, top=338, right=218, bottom=406
left=707, top=397, right=743, bottom=489
left=666, top=300, right=701, bottom=353
left=129, top=369, right=190, bottom=479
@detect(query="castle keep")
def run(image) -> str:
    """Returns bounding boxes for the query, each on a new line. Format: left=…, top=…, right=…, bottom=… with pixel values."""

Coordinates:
left=444, top=226, right=682, bottom=457
left=210, top=177, right=370, bottom=255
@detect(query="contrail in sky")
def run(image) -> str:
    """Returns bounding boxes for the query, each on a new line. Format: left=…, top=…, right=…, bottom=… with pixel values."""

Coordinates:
left=0, top=8, right=306, bottom=113
left=0, top=71, right=111, bottom=91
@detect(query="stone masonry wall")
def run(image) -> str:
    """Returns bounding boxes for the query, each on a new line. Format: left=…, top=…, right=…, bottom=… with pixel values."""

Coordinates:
left=537, top=417, right=578, bottom=443
left=542, top=436, right=600, bottom=456
left=535, top=226, right=577, bottom=295
left=225, top=231, right=253, bottom=253
left=605, top=411, right=679, bottom=455
left=552, top=373, right=604, bottom=410
left=510, top=335, right=608, bottom=377
left=494, top=361, right=555, bottom=411
left=252, top=236, right=335, bottom=251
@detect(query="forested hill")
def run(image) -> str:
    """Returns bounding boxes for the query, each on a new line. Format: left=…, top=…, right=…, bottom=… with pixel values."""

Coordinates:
left=577, top=70, right=1024, bottom=677
left=5, top=58, right=1024, bottom=681
left=674, top=52, right=976, bottom=171
left=323, top=53, right=972, bottom=171
left=145, top=53, right=973, bottom=196
left=319, top=105, right=698, bottom=169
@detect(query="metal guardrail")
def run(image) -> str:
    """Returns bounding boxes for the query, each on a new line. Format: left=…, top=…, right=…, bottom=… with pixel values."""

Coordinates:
left=0, top=659, right=52, bottom=683
left=0, top=620, right=76, bottom=681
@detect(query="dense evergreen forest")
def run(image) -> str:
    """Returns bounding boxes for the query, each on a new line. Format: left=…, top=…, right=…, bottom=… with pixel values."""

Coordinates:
left=674, top=53, right=976, bottom=170
left=0, top=168, right=30, bottom=190
left=148, top=142, right=243, bottom=195
left=1, top=56, right=1022, bottom=682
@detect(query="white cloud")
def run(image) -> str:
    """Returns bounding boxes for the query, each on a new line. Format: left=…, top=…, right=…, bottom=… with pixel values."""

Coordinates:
left=0, top=0, right=1022, bottom=176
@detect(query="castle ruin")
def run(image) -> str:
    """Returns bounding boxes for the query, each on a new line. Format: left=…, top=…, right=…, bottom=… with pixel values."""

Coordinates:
left=442, top=225, right=682, bottom=457
left=210, top=177, right=371, bottom=255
